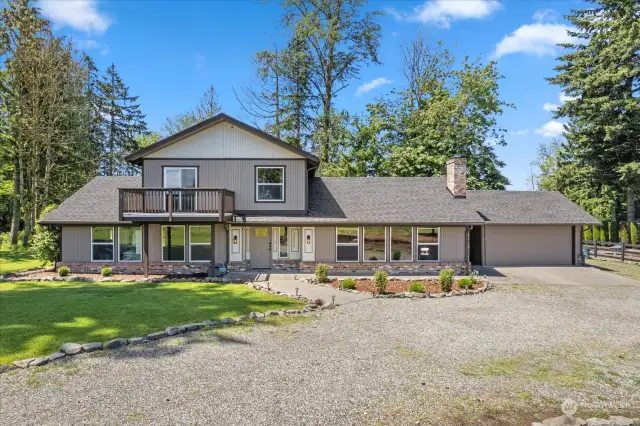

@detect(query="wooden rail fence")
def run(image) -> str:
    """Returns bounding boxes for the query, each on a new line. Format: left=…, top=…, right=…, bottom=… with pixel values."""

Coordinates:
left=582, top=241, right=640, bottom=264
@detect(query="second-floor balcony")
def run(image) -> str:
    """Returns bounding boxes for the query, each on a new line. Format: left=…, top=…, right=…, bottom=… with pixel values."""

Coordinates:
left=119, top=188, right=235, bottom=222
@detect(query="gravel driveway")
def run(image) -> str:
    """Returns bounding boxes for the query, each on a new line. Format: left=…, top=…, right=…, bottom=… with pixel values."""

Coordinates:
left=2, top=275, right=639, bottom=425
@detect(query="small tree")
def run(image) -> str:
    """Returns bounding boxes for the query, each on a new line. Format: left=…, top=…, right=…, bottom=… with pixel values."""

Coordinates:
left=30, top=205, right=60, bottom=266
left=608, top=221, right=619, bottom=243
left=373, top=270, right=388, bottom=294
left=583, top=226, right=592, bottom=241
left=619, top=223, right=629, bottom=244
left=600, top=224, right=609, bottom=242
left=631, top=222, right=639, bottom=245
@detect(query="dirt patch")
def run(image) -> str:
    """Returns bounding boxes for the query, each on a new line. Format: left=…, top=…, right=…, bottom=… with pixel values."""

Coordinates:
left=330, top=278, right=482, bottom=294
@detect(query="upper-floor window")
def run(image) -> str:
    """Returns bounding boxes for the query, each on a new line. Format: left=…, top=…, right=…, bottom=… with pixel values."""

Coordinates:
left=256, top=166, right=285, bottom=202
left=163, top=167, right=197, bottom=188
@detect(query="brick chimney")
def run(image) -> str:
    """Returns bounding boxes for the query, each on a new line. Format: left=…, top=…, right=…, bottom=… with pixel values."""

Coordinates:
left=446, top=157, right=467, bottom=198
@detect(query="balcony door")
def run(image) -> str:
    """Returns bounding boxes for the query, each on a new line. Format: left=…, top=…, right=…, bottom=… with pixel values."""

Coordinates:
left=163, top=167, right=198, bottom=212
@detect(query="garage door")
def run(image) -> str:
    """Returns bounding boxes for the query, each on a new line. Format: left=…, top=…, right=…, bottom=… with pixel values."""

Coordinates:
left=484, top=225, right=573, bottom=266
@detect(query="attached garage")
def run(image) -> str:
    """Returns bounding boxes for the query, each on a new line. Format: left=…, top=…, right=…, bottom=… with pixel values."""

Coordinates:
left=483, top=225, right=575, bottom=266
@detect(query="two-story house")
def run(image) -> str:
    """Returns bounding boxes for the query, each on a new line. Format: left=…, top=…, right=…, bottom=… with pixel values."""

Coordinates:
left=40, top=113, right=599, bottom=276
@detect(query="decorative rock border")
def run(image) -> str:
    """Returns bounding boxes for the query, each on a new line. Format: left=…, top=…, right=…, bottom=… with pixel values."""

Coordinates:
left=3, top=280, right=327, bottom=373
left=306, top=277, right=493, bottom=299
left=1, top=274, right=246, bottom=284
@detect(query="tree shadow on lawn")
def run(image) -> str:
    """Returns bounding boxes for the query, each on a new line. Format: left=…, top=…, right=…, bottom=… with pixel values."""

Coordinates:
left=0, top=282, right=303, bottom=364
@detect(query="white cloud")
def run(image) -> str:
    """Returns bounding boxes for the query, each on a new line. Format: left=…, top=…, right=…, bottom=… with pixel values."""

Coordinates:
left=194, top=54, right=207, bottom=70
left=535, top=120, right=566, bottom=138
left=356, top=77, right=392, bottom=96
left=493, top=9, right=577, bottom=58
left=542, top=91, right=577, bottom=112
left=389, top=0, right=500, bottom=28
left=559, top=92, right=576, bottom=103
left=543, top=102, right=559, bottom=112
left=39, top=0, right=111, bottom=34
left=510, top=129, right=529, bottom=136
left=76, top=38, right=109, bottom=55
left=391, top=31, right=399, bottom=37
left=99, top=46, right=110, bottom=56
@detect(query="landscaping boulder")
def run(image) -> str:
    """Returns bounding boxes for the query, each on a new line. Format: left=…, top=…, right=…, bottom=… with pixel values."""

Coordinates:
left=12, top=359, right=35, bottom=369
left=29, top=358, right=49, bottom=367
left=0, top=364, right=16, bottom=374
left=165, top=326, right=184, bottom=336
left=203, top=320, right=221, bottom=327
left=247, top=311, right=264, bottom=320
left=609, top=418, right=637, bottom=426
left=47, top=352, right=66, bottom=361
left=82, top=342, right=104, bottom=353
left=221, top=317, right=234, bottom=325
left=183, top=323, right=204, bottom=332
left=234, top=315, right=248, bottom=323
left=147, top=331, right=167, bottom=340
left=106, top=338, right=128, bottom=349
left=586, top=420, right=612, bottom=426
left=128, top=337, right=145, bottom=345
left=542, top=416, right=585, bottom=426
left=59, top=343, right=84, bottom=355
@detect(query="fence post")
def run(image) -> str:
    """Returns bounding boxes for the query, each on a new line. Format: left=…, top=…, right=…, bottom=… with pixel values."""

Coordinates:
left=621, top=242, right=625, bottom=262
left=594, top=239, right=598, bottom=258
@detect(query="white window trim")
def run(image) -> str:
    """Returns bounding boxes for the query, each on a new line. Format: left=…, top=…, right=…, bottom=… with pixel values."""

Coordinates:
left=256, top=166, right=285, bottom=202
left=163, top=167, right=198, bottom=211
left=416, top=227, right=440, bottom=262
left=162, top=225, right=186, bottom=262
left=189, top=225, right=212, bottom=263
left=335, top=227, right=359, bottom=263
left=279, top=226, right=289, bottom=259
left=390, top=226, right=414, bottom=262
left=363, top=226, right=386, bottom=262
left=91, top=226, right=114, bottom=262
left=117, top=226, right=143, bottom=263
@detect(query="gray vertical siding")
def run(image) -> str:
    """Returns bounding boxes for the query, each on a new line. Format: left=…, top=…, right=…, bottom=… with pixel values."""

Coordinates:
left=439, top=227, right=466, bottom=263
left=148, top=224, right=162, bottom=262
left=315, top=227, right=336, bottom=262
left=214, top=223, right=227, bottom=264
left=142, top=159, right=306, bottom=212
left=62, top=226, right=91, bottom=262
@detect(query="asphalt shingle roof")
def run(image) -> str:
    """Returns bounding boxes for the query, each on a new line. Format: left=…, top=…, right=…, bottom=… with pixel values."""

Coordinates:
left=40, top=175, right=600, bottom=226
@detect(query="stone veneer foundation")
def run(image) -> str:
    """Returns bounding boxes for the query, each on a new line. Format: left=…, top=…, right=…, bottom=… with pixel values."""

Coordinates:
left=299, top=262, right=470, bottom=275
left=57, top=262, right=209, bottom=276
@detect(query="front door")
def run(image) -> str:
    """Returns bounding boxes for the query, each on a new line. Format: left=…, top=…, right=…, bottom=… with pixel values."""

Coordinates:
left=251, top=227, right=271, bottom=269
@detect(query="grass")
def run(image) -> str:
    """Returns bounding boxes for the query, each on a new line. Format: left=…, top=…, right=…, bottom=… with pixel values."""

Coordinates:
left=587, top=258, right=640, bottom=281
left=0, top=281, right=305, bottom=364
left=0, top=246, right=49, bottom=275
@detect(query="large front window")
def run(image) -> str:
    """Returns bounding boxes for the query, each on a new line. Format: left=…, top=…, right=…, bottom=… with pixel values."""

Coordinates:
left=336, top=227, right=359, bottom=262
left=256, top=167, right=284, bottom=201
left=390, top=226, right=413, bottom=261
left=119, top=226, right=142, bottom=262
left=91, top=227, right=114, bottom=261
left=363, top=226, right=385, bottom=262
left=417, top=227, right=439, bottom=261
left=162, top=225, right=185, bottom=262
left=279, top=226, right=288, bottom=258
left=189, top=226, right=212, bottom=262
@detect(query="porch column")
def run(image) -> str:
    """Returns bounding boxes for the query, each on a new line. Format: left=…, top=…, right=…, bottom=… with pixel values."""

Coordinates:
left=143, top=223, right=149, bottom=277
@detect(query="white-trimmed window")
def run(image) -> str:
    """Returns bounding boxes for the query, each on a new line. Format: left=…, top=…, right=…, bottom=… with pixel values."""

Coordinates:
left=363, top=226, right=386, bottom=262
left=417, top=227, right=439, bottom=261
left=390, top=226, right=413, bottom=262
left=256, top=166, right=284, bottom=202
left=189, top=226, right=212, bottom=262
left=162, top=225, right=185, bottom=262
left=279, top=226, right=289, bottom=258
left=118, top=226, right=142, bottom=262
left=336, top=227, right=358, bottom=262
left=163, top=167, right=197, bottom=212
left=91, top=227, right=114, bottom=262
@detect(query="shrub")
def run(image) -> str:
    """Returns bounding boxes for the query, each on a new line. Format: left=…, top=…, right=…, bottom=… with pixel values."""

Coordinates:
left=469, top=269, right=479, bottom=283
left=440, top=268, right=454, bottom=292
left=583, top=226, right=592, bottom=241
left=458, top=277, right=473, bottom=290
left=30, top=204, right=60, bottom=265
left=609, top=221, right=618, bottom=243
left=408, top=282, right=425, bottom=293
left=101, top=267, right=112, bottom=277
left=619, top=222, right=629, bottom=244
left=631, top=222, right=639, bottom=245
left=340, top=278, right=356, bottom=290
left=315, top=263, right=329, bottom=283
left=313, top=298, right=324, bottom=306
left=58, top=266, right=70, bottom=277
left=373, top=270, right=388, bottom=294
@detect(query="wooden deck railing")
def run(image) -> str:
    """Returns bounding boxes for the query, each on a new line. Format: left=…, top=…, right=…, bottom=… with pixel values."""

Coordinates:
left=119, top=188, right=234, bottom=221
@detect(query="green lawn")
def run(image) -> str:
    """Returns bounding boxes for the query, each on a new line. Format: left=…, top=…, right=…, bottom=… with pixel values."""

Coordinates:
left=0, top=247, right=49, bottom=275
left=587, top=258, right=640, bottom=281
left=0, top=281, right=305, bottom=364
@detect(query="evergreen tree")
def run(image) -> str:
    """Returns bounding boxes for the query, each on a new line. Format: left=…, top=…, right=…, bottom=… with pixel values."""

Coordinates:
left=97, top=63, right=147, bottom=175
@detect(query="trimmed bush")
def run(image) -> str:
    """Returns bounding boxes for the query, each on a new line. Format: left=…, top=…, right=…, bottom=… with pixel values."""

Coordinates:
left=315, top=263, right=329, bottom=283
left=57, top=266, right=70, bottom=277
left=440, top=268, right=454, bottom=292
left=631, top=222, right=639, bottom=245
left=101, top=267, right=112, bottom=277
left=583, top=226, right=592, bottom=241
left=609, top=221, right=619, bottom=243
left=408, top=282, right=425, bottom=293
left=373, top=270, right=388, bottom=294
left=340, top=278, right=356, bottom=290
left=619, top=222, right=629, bottom=243
left=458, top=277, right=473, bottom=290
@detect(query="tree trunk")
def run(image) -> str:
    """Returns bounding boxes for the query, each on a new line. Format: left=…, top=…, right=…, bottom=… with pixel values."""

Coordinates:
left=628, top=187, right=636, bottom=223
left=9, top=156, right=21, bottom=246
left=22, top=210, right=31, bottom=247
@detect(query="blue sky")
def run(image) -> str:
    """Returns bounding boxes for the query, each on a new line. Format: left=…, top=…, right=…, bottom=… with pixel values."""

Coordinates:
left=37, top=0, right=583, bottom=189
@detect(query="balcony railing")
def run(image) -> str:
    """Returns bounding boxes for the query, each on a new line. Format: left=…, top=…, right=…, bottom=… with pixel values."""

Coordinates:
left=119, top=188, right=234, bottom=221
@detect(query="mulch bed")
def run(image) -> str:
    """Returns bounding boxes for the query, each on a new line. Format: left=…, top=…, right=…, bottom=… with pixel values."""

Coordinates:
left=330, top=278, right=483, bottom=294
